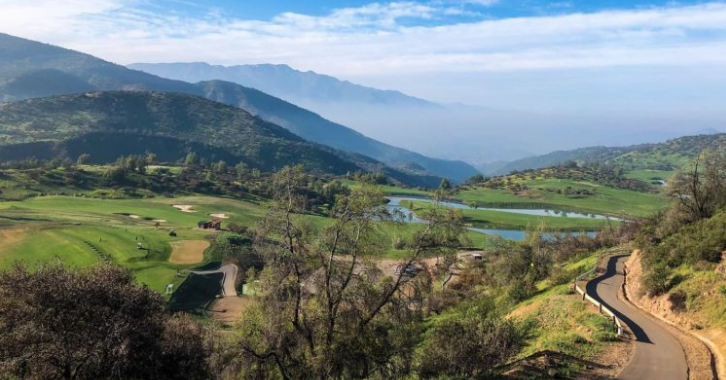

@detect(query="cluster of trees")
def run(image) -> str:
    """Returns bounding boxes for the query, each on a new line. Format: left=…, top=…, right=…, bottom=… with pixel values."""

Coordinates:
left=0, top=155, right=352, bottom=213
left=476, top=163, right=653, bottom=194
left=0, top=264, right=213, bottom=380
left=636, top=151, right=726, bottom=295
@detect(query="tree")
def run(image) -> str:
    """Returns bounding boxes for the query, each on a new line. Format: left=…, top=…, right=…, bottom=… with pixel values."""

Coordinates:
left=213, top=160, right=227, bottom=173
left=76, top=153, right=91, bottom=165
left=236, top=165, right=465, bottom=380
left=185, top=151, right=198, bottom=166
left=668, top=151, right=726, bottom=222
left=102, top=165, right=126, bottom=184
left=439, top=178, right=452, bottom=191
left=467, top=173, right=486, bottom=184
left=235, top=162, right=249, bottom=178
left=0, top=264, right=212, bottom=380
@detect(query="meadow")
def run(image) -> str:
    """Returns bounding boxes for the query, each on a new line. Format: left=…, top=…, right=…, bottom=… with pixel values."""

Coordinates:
left=457, top=178, right=666, bottom=217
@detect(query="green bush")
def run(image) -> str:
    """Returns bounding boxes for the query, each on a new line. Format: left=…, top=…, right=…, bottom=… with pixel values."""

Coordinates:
left=643, top=263, right=672, bottom=296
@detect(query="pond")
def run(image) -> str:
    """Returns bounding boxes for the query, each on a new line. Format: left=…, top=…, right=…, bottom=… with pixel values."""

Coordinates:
left=386, top=196, right=600, bottom=241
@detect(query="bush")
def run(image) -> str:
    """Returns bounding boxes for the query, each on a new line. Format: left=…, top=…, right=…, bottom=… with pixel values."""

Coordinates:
left=417, top=302, right=525, bottom=379
left=668, top=290, right=688, bottom=312
left=643, top=263, right=672, bottom=296
left=592, top=330, right=619, bottom=342
left=0, top=264, right=211, bottom=380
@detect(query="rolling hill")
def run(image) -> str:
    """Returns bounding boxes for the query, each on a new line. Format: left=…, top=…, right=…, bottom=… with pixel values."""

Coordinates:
left=0, top=33, right=478, bottom=182
left=494, top=133, right=726, bottom=175
left=0, top=91, right=417, bottom=180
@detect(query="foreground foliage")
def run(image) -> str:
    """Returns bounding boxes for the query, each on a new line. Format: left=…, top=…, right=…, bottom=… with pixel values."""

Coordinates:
left=0, top=264, right=211, bottom=380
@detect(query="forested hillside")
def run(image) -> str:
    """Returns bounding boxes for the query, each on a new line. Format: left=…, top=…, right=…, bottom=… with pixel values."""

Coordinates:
left=0, top=33, right=478, bottom=182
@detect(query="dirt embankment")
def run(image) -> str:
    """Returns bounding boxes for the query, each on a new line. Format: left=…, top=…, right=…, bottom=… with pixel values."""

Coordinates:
left=624, top=251, right=721, bottom=380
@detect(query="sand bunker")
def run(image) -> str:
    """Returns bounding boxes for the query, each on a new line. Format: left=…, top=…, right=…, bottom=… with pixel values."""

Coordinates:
left=172, top=205, right=196, bottom=213
left=153, top=219, right=167, bottom=223
left=169, top=240, right=209, bottom=264
left=0, top=227, right=28, bottom=255
left=128, top=214, right=140, bottom=219
left=209, top=213, right=230, bottom=219
left=207, top=297, right=255, bottom=325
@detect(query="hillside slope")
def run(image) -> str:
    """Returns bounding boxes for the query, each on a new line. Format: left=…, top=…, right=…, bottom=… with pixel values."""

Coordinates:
left=0, top=91, right=360, bottom=174
left=0, top=33, right=477, bottom=182
left=496, top=133, right=726, bottom=175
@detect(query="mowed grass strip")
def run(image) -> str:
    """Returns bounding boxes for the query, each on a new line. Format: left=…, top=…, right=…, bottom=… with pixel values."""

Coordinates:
left=458, top=178, right=666, bottom=217
left=0, top=224, right=200, bottom=292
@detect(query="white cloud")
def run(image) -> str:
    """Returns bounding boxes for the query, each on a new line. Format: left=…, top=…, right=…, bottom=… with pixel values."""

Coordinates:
left=1, top=0, right=726, bottom=78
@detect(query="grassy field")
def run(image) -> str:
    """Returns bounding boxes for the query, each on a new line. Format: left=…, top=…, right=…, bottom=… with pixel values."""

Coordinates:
left=0, top=195, right=272, bottom=293
left=0, top=193, right=492, bottom=288
left=407, top=200, right=617, bottom=231
left=458, top=178, right=665, bottom=217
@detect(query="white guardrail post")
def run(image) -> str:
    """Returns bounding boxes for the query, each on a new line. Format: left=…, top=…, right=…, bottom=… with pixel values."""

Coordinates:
left=574, top=247, right=629, bottom=338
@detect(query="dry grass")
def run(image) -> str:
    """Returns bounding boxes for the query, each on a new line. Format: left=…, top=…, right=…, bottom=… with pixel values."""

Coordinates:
left=169, top=240, right=209, bottom=264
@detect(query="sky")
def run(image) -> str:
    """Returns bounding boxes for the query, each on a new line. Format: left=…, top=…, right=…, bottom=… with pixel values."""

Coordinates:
left=1, top=0, right=726, bottom=126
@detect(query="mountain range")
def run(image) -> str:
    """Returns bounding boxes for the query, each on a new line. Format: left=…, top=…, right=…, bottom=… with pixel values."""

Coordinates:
left=127, top=62, right=719, bottom=168
left=0, top=33, right=478, bottom=183
left=128, top=62, right=437, bottom=108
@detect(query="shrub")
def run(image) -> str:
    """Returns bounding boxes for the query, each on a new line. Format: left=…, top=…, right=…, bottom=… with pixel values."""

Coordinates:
left=668, top=290, right=688, bottom=312
left=643, top=263, right=672, bottom=296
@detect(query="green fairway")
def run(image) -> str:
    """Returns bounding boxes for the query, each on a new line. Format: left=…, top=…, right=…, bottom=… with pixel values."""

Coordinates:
left=0, top=224, right=199, bottom=292
left=457, top=178, right=666, bottom=217
left=0, top=195, right=274, bottom=293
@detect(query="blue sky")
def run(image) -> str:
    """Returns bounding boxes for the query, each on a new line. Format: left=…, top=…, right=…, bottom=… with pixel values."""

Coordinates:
left=1, top=0, right=725, bottom=135
left=159, top=1, right=715, bottom=22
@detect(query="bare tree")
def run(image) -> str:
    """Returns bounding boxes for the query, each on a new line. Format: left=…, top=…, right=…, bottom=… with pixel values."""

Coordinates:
left=669, top=151, right=726, bottom=222
left=237, top=166, right=464, bottom=380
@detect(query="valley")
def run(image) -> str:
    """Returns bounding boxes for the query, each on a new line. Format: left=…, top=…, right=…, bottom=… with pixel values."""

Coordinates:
left=0, top=21, right=724, bottom=380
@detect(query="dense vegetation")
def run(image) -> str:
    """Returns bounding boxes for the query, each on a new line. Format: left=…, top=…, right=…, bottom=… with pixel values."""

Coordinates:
left=0, top=91, right=368, bottom=175
left=636, top=151, right=726, bottom=295
left=0, top=264, right=211, bottom=380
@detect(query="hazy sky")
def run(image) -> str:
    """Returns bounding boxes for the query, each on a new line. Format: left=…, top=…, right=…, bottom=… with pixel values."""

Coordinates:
left=2, top=0, right=726, bottom=120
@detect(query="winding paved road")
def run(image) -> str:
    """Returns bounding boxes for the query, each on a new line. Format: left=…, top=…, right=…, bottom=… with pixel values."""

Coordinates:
left=586, top=255, right=688, bottom=380
left=191, top=264, right=238, bottom=297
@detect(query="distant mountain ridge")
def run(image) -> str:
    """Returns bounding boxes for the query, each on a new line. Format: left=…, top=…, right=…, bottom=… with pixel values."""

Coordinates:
left=128, top=62, right=438, bottom=108
left=494, top=133, right=726, bottom=175
left=0, top=33, right=478, bottom=183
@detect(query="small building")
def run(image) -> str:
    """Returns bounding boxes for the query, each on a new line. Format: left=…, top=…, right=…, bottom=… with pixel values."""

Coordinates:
left=197, top=219, right=222, bottom=230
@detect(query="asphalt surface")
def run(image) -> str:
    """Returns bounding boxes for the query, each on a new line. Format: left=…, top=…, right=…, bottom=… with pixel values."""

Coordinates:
left=191, top=264, right=238, bottom=297
left=586, top=255, right=688, bottom=380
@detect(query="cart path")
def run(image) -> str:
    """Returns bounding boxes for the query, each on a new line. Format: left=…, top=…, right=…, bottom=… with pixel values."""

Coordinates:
left=586, top=255, right=688, bottom=380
